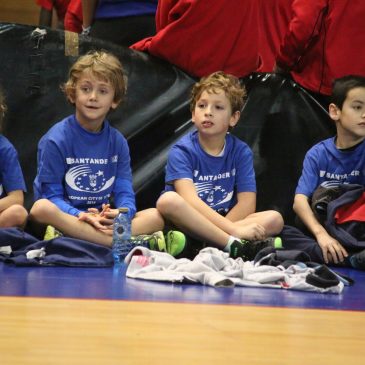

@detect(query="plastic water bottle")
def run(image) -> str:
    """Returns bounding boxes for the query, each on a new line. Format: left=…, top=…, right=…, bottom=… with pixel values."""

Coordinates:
left=112, top=207, right=131, bottom=265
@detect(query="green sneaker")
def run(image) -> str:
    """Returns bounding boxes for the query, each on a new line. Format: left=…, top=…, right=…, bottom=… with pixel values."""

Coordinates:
left=44, top=225, right=63, bottom=240
left=230, top=236, right=282, bottom=260
left=165, top=230, right=186, bottom=257
left=131, top=231, right=167, bottom=252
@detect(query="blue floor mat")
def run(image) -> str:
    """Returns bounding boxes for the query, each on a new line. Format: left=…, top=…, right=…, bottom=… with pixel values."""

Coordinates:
left=1, top=262, right=364, bottom=311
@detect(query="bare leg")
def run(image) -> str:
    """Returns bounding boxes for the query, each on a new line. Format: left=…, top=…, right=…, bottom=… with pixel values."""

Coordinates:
left=233, top=210, right=284, bottom=236
left=30, top=200, right=165, bottom=247
left=157, top=192, right=230, bottom=248
left=131, top=208, right=164, bottom=235
left=0, top=205, right=28, bottom=228
left=30, top=199, right=113, bottom=246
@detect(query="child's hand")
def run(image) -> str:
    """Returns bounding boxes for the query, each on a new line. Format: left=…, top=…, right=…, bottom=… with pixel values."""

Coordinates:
left=317, top=232, right=348, bottom=264
left=98, top=208, right=119, bottom=230
left=78, top=204, right=115, bottom=232
left=234, top=222, right=266, bottom=241
left=78, top=211, right=106, bottom=231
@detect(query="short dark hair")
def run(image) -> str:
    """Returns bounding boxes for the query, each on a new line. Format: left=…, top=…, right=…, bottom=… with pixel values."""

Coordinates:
left=331, top=75, right=365, bottom=109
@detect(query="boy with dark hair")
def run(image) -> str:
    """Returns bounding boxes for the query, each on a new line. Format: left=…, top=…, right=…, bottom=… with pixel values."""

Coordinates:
left=292, top=75, right=365, bottom=268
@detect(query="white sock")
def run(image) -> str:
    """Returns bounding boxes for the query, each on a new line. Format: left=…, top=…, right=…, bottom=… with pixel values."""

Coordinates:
left=224, top=236, right=240, bottom=252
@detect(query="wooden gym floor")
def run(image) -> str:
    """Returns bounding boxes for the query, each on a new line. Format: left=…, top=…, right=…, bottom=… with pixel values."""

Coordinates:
left=1, top=262, right=365, bottom=364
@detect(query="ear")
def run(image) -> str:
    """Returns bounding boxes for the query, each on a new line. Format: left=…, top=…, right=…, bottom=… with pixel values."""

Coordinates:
left=110, top=101, right=119, bottom=110
left=329, top=103, right=341, bottom=121
left=191, top=110, right=196, bottom=124
left=229, top=111, right=240, bottom=127
left=67, top=89, right=76, bottom=104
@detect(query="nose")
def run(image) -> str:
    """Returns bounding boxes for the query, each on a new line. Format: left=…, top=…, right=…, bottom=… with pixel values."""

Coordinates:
left=205, top=105, right=213, bottom=116
left=89, top=90, right=97, bottom=100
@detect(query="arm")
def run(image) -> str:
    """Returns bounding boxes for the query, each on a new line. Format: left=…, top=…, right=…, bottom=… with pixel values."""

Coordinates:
left=82, top=0, right=99, bottom=29
left=225, top=191, right=256, bottom=222
left=38, top=7, right=53, bottom=27
left=113, top=178, right=136, bottom=219
left=0, top=190, right=24, bottom=212
left=112, top=136, right=136, bottom=219
left=293, top=193, right=348, bottom=263
left=42, top=182, right=81, bottom=217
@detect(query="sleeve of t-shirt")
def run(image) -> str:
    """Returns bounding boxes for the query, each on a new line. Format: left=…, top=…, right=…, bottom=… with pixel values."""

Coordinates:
left=295, top=148, right=320, bottom=197
left=1, top=142, right=26, bottom=193
left=43, top=183, right=81, bottom=217
left=113, top=137, right=136, bottom=218
left=165, top=144, right=194, bottom=187
left=234, top=143, right=256, bottom=193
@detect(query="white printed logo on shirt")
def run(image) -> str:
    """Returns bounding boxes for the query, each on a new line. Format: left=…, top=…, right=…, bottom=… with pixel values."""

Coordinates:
left=65, top=165, right=114, bottom=193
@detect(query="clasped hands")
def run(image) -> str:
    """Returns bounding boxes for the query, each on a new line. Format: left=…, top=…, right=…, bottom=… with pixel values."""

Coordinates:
left=78, top=204, right=118, bottom=235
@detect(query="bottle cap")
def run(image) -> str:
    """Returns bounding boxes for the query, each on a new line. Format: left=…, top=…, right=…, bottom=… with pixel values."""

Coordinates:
left=118, top=207, right=129, bottom=213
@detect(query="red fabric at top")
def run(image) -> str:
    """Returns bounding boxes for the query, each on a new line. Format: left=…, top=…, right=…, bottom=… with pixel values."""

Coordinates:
left=131, top=0, right=260, bottom=78
left=257, top=0, right=293, bottom=73
left=36, top=0, right=71, bottom=20
left=276, top=0, right=365, bottom=95
left=64, top=0, right=82, bottom=33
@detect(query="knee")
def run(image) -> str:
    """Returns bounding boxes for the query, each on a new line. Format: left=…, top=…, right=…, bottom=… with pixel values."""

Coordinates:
left=29, top=199, right=58, bottom=223
left=141, top=207, right=164, bottom=228
left=267, top=210, right=284, bottom=233
left=1, top=204, right=28, bottom=228
left=156, top=192, right=184, bottom=216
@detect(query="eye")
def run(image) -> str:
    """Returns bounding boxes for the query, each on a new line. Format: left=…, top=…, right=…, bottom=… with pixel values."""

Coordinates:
left=215, top=105, right=224, bottom=110
left=80, top=86, right=90, bottom=92
left=197, top=103, right=205, bottom=109
left=100, top=89, right=108, bottom=95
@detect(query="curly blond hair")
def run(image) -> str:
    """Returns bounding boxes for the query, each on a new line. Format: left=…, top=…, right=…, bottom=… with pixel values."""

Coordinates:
left=63, top=50, right=127, bottom=105
left=190, top=71, right=246, bottom=113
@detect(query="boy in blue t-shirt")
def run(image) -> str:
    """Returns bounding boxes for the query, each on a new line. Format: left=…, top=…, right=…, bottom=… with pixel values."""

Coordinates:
left=157, top=71, right=284, bottom=260
left=30, top=51, right=166, bottom=249
left=0, top=86, right=28, bottom=228
left=293, top=75, right=365, bottom=268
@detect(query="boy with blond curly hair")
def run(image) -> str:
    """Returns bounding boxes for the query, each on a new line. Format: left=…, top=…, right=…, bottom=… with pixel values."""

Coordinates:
left=157, top=71, right=284, bottom=260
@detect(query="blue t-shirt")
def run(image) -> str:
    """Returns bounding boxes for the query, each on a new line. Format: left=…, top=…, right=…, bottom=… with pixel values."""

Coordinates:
left=0, top=135, right=26, bottom=198
left=165, top=131, right=256, bottom=214
left=95, top=0, right=157, bottom=19
left=296, top=137, right=365, bottom=197
left=34, top=115, right=136, bottom=217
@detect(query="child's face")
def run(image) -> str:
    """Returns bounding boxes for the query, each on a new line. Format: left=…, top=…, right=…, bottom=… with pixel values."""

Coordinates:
left=330, top=87, right=365, bottom=144
left=192, top=89, right=239, bottom=138
left=72, top=70, right=118, bottom=132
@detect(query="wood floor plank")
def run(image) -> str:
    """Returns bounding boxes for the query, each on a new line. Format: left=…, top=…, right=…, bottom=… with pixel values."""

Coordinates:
left=1, top=296, right=364, bottom=365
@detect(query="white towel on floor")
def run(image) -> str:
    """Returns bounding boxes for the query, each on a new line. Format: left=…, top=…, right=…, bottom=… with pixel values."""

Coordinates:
left=125, top=247, right=344, bottom=293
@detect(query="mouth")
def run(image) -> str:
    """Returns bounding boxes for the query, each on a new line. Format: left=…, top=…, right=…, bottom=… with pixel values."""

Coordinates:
left=202, top=121, right=213, bottom=127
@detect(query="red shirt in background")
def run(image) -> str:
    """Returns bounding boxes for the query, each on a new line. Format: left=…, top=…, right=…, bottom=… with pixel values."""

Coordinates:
left=257, top=0, right=293, bottom=73
left=276, top=0, right=365, bottom=95
left=131, top=0, right=260, bottom=78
